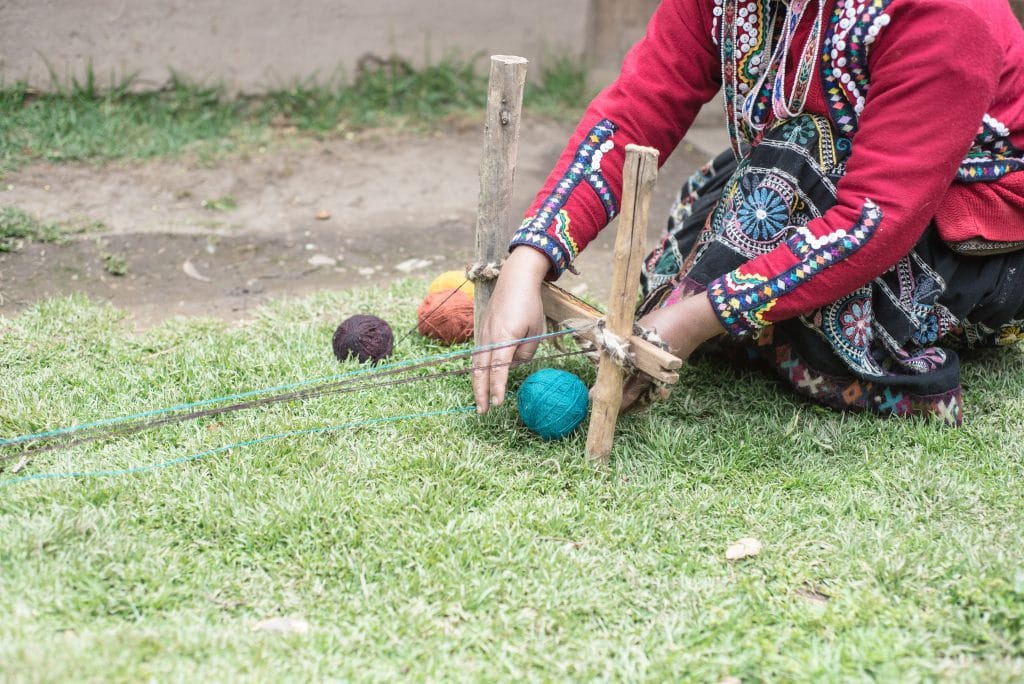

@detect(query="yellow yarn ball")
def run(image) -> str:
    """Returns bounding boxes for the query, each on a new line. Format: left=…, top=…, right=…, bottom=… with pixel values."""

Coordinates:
left=428, top=270, right=474, bottom=297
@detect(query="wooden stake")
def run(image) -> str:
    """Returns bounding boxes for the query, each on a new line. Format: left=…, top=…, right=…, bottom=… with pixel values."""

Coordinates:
left=585, top=144, right=659, bottom=464
left=474, top=55, right=529, bottom=347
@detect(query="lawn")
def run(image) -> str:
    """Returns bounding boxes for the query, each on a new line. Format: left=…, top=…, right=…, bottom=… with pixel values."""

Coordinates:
left=0, top=57, right=588, bottom=175
left=2, top=284, right=1023, bottom=681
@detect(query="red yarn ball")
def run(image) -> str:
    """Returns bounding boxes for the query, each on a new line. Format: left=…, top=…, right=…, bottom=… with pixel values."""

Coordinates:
left=417, top=288, right=474, bottom=344
left=332, top=314, right=395, bottom=364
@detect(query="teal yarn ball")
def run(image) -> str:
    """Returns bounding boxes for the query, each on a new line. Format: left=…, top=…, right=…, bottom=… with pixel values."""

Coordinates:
left=517, top=369, right=590, bottom=440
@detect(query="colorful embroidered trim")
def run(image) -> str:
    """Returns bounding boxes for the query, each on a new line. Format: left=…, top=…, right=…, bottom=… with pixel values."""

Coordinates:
left=718, top=0, right=777, bottom=156
left=511, top=210, right=574, bottom=274
left=958, top=114, right=1024, bottom=182
left=770, top=0, right=825, bottom=121
left=707, top=199, right=883, bottom=335
left=512, top=119, right=619, bottom=274
left=820, top=0, right=894, bottom=136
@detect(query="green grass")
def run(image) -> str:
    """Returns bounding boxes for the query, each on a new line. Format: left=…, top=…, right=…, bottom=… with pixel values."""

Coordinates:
left=1, top=284, right=1023, bottom=681
left=100, top=251, right=129, bottom=276
left=0, top=57, right=589, bottom=175
left=200, top=195, right=238, bottom=212
left=0, top=206, right=63, bottom=251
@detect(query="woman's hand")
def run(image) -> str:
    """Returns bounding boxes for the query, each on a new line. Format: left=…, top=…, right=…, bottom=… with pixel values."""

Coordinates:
left=472, top=247, right=551, bottom=414
left=618, top=291, right=727, bottom=414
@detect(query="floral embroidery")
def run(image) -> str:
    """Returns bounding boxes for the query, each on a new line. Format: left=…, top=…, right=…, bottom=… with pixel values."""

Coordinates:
left=996, top=323, right=1024, bottom=346
left=840, top=297, right=871, bottom=347
left=708, top=199, right=883, bottom=335
left=782, top=116, right=818, bottom=146
left=816, top=286, right=887, bottom=377
left=912, top=312, right=940, bottom=345
left=737, top=186, right=789, bottom=240
left=892, top=346, right=949, bottom=374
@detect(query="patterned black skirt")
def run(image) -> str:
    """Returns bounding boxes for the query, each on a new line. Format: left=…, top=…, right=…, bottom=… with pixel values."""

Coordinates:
left=639, top=115, right=1024, bottom=424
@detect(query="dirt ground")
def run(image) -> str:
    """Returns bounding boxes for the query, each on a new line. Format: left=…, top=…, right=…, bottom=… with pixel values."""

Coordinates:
left=0, top=116, right=715, bottom=328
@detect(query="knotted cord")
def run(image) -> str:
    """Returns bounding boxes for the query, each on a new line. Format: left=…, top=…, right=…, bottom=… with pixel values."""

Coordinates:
left=465, top=260, right=502, bottom=282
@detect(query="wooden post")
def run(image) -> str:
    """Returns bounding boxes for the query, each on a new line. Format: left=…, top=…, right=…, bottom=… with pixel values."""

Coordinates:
left=585, top=144, right=659, bottom=464
left=474, top=55, right=529, bottom=347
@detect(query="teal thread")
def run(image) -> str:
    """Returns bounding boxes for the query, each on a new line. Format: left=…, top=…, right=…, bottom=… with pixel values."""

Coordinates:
left=0, top=329, right=572, bottom=448
left=0, top=406, right=476, bottom=487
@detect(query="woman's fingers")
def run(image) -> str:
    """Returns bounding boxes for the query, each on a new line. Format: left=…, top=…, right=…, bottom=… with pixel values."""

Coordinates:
left=472, top=348, right=494, bottom=413
left=485, top=342, right=518, bottom=409
left=474, top=334, right=541, bottom=412
left=470, top=247, right=552, bottom=414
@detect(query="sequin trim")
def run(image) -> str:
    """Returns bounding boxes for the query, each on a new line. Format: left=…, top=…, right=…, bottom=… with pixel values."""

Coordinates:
left=958, top=114, right=1024, bottom=182
left=820, top=0, right=894, bottom=136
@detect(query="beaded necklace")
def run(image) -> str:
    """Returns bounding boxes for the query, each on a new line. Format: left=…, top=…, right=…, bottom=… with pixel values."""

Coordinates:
left=769, top=0, right=825, bottom=120
left=721, top=0, right=825, bottom=158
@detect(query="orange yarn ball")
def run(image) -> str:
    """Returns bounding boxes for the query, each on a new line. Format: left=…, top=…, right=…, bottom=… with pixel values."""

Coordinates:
left=428, top=270, right=475, bottom=297
left=417, top=288, right=474, bottom=344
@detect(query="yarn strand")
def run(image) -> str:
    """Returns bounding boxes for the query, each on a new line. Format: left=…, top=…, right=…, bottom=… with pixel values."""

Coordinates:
left=0, top=406, right=477, bottom=488
left=0, top=328, right=575, bottom=452
left=0, top=344, right=593, bottom=487
left=1, top=342, right=588, bottom=467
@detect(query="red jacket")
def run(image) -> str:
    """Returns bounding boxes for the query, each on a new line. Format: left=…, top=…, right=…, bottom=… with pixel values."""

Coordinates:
left=511, top=0, right=1024, bottom=336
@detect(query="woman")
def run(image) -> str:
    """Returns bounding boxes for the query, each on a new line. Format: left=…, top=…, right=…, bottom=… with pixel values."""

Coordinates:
left=473, top=0, right=1024, bottom=424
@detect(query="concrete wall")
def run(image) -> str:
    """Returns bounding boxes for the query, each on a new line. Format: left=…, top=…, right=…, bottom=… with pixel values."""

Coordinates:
left=0, top=0, right=594, bottom=93
left=586, top=0, right=660, bottom=87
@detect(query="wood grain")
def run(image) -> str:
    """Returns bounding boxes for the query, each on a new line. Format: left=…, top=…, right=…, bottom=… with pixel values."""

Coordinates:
left=585, top=144, right=659, bottom=464
left=473, top=55, right=529, bottom=346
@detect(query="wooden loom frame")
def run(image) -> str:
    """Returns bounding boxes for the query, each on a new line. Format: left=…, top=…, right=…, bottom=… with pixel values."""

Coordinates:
left=472, top=56, right=681, bottom=463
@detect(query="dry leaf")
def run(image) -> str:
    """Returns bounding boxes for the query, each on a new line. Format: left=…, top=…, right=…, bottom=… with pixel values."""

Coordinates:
left=252, top=616, right=310, bottom=635
left=796, top=586, right=831, bottom=604
left=182, top=259, right=212, bottom=282
left=725, top=537, right=763, bottom=561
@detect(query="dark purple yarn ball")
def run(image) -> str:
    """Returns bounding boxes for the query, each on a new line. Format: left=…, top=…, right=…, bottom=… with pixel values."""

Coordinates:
left=332, top=315, right=395, bottom=365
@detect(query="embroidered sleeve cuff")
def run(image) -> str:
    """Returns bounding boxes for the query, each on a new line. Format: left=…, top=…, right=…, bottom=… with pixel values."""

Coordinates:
left=706, top=271, right=772, bottom=337
left=707, top=200, right=884, bottom=336
left=513, top=118, right=622, bottom=279
left=510, top=219, right=573, bottom=279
